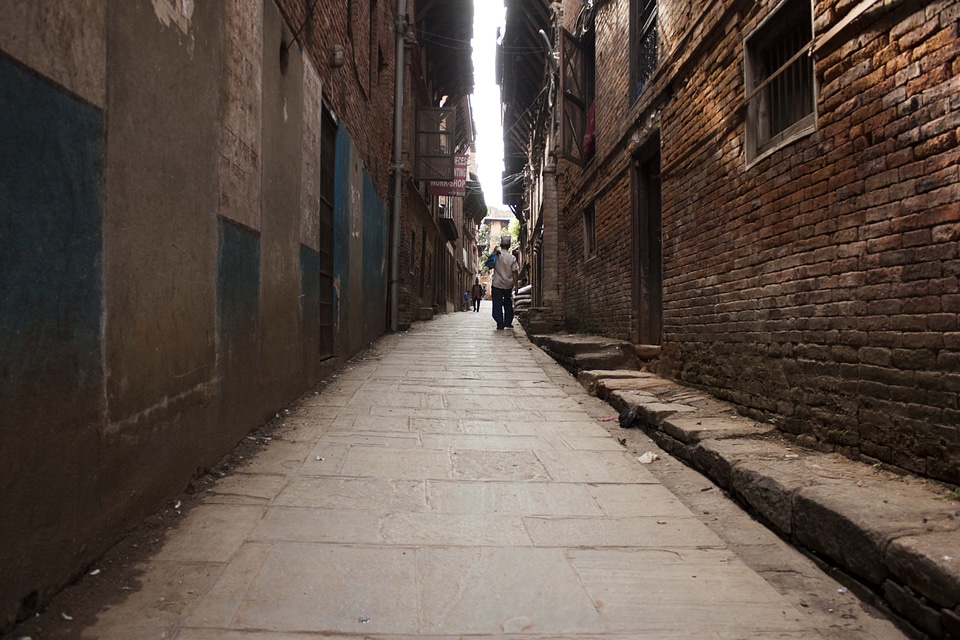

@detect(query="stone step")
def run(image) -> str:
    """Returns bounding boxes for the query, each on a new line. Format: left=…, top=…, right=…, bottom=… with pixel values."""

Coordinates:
left=529, top=333, right=640, bottom=373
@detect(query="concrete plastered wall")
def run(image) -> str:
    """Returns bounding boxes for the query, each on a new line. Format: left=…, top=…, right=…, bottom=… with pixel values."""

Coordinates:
left=0, top=0, right=106, bottom=107
left=0, top=0, right=391, bottom=625
left=260, top=0, right=306, bottom=407
left=0, top=41, right=106, bottom=627
left=220, top=0, right=264, bottom=231
left=102, top=0, right=221, bottom=472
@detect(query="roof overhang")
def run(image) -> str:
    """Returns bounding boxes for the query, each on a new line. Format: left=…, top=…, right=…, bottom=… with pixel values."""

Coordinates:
left=416, top=0, right=475, bottom=102
left=498, top=0, right=552, bottom=205
left=465, top=176, right=488, bottom=224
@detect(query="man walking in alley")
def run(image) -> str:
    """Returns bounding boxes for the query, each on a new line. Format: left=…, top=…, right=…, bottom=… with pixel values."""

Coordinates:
left=471, top=277, right=484, bottom=312
left=490, top=236, right=519, bottom=330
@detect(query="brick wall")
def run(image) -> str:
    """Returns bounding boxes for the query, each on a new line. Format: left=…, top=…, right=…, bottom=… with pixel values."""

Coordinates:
left=555, top=0, right=960, bottom=483
left=277, top=0, right=395, bottom=198
left=399, top=188, right=442, bottom=326
left=556, top=0, right=650, bottom=339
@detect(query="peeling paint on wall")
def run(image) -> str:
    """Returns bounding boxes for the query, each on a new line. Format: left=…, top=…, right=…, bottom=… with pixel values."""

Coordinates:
left=300, top=60, right=322, bottom=251
left=151, top=0, right=195, bottom=56
left=151, top=0, right=194, bottom=35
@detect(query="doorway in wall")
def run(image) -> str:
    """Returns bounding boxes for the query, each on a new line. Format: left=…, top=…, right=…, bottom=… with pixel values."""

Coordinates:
left=632, top=140, right=662, bottom=345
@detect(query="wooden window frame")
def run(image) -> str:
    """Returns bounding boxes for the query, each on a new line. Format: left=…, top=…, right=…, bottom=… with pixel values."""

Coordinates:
left=559, top=25, right=597, bottom=167
left=414, top=107, right=457, bottom=181
left=631, top=0, right=658, bottom=100
left=744, top=0, right=817, bottom=165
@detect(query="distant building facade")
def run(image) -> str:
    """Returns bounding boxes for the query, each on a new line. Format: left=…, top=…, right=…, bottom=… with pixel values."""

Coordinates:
left=500, top=0, right=960, bottom=483
left=483, top=208, right=516, bottom=253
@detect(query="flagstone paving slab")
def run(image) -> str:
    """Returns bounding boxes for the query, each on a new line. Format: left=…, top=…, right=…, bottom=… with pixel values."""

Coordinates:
left=380, top=511, right=532, bottom=546
left=274, top=476, right=426, bottom=510
left=232, top=441, right=313, bottom=475
left=459, top=418, right=512, bottom=434
left=586, top=483, right=698, bottom=517
left=152, top=504, right=266, bottom=563
left=82, top=560, right=219, bottom=639
left=536, top=449, right=660, bottom=484
left=230, top=544, right=421, bottom=635
left=301, top=442, right=349, bottom=475
left=425, top=479, right=605, bottom=516
left=559, top=434, right=630, bottom=451
left=504, top=419, right=610, bottom=437
left=524, top=514, right=727, bottom=549
left=250, top=507, right=383, bottom=545
left=449, top=449, right=552, bottom=481
left=420, top=433, right=565, bottom=451
left=568, top=548, right=809, bottom=634
left=416, top=547, right=606, bottom=635
left=12, top=310, right=908, bottom=640
left=317, top=432, right=423, bottom=448
left=338, top=446, right=452, bottom=479
left=206, top=473, right=288, bottom=504
left=185, top=542, right=272, bottom=628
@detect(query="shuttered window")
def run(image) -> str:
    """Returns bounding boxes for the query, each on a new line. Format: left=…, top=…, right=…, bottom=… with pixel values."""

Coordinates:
left=559, top=27, right=595, bottom=166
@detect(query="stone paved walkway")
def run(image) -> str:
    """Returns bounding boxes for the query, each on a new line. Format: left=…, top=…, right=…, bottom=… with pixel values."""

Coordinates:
left=12, top=305, right=907, bottom=639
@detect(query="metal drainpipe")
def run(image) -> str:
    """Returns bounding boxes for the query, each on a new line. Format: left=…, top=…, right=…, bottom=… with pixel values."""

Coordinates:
left=389, top=0, right=407, bottom=332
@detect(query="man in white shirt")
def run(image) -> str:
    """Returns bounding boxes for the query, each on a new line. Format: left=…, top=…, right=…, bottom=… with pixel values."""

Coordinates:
left=490, top=236, right=519, bottom=330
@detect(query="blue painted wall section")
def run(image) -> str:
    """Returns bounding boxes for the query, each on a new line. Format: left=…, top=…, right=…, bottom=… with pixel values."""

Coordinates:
left=332, top=125, right=352, bottom=352
left=0, top=56, right=104, bottom=411
left=0, top=54, right=105, bottom=617
left=329, top=125, right=390, bottom=353
left=217, top=218, right=261, bottom=353
left=300, top=244, right=321, bottom=351
left=217, top=217, right=261, bottom=432
left=362, top=171, right=387, bottom=343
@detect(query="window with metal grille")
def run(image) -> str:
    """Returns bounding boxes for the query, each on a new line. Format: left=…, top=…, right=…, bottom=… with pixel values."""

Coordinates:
left=633, top=0, right=657, bottom=99
left=745, top=0, right=816, bottom=163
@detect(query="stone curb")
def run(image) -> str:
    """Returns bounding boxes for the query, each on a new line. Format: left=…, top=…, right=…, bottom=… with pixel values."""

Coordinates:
left=574, top=367, right=960, bottom=639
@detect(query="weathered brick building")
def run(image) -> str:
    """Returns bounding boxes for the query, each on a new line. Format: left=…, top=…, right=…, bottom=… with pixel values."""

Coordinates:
left=0, top=0, right=475, bottom=626
left=397, top=8, right=486, bottom=325
left=501, top=0, right=960, bottom=483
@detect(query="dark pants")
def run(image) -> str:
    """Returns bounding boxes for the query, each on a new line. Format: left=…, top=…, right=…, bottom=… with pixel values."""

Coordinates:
left=473, top=298, right=481, bottom=312
left=492, top=286, right=514, bottom=329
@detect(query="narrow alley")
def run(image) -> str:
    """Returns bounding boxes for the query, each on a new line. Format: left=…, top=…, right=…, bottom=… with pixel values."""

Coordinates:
left=3, top=0, right=959, bottom=637
left=8, top=308, right=905, bottom=640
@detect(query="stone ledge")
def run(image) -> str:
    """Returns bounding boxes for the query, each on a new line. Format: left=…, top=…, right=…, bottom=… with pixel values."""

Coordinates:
left=529, top=333, right=640, bottom=372
left=569, top=364, right=960, bottom=639
left=662, top=415, right=775, bottom=444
